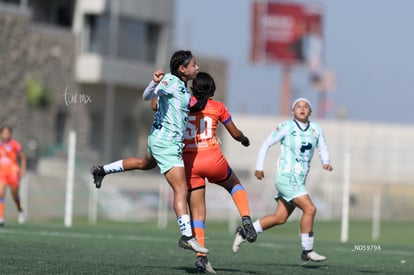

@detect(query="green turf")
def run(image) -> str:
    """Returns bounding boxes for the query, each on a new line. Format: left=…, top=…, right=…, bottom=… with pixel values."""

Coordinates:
left=1, top=220, right=413, bottom=274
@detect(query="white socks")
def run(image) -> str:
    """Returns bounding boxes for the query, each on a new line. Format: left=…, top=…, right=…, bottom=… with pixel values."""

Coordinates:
left=103, top=160, right=124, bottom=174
left=301, top=232, right=314, bottom=251
left=253, top=220, right=263, bottom=234
left=177, top=214, right=192, bottom=237
left=253, top=219, right=314, bottom=252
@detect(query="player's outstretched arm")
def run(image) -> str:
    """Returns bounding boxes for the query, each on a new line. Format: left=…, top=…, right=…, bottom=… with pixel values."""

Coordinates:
left=224, top=121, right=249, bottom=147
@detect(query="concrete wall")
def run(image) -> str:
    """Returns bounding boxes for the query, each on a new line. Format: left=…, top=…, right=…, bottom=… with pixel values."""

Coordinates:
left=0, top=6, right=92, bottom=165
left=0, top=7, right=30, bottom=131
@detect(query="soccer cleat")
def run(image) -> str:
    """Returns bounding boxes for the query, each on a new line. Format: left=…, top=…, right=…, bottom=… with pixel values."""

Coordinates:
left=195, top=256, right=216, bottom=274
left=232, top=226, right=247, bottom=253
left=301, top=250, right=327, bottom=262
left=91, top=165, right=106, bottom=188
left=18, top=211, right=25, bottom=224
left=242, top=216, right=257, bottom=242
left=178, top=236, right=209, bottom=254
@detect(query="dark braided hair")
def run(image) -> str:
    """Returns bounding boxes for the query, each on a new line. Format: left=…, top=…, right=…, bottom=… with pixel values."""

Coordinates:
left=170, top=50, right=193, bottom=78
left=190, top=72, right=216, bottom=113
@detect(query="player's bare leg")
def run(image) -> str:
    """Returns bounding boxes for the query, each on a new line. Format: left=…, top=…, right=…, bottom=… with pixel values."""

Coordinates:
left=10, top=186, right=25, bottom=224
left=293, top=194, right=326, bottom=262
left=165, top=166, right=209, bottom=255
left=233, top=198, right=294, bottom=253
left=91, top=152, right=156, bottom=188
left=218, top=171, right=257, bottom=242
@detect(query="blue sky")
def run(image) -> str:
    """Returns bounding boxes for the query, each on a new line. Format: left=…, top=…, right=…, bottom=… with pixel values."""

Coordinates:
left=174, top=0, right=414, bottom=124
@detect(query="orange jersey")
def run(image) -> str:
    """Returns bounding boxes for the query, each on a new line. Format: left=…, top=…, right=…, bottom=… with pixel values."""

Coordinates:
left=183, top=97, right=232, bottom=152
left=0, top=139, right=22, bottom=172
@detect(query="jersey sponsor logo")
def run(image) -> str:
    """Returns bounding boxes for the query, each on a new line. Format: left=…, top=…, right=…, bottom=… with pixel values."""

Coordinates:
left=177, top=146, right=183, bottom=161
left=152, top=122, right=162, bottom=130
left=300, top=142, right=312, bottom=153
left=180, top=87, right=187, bottom=94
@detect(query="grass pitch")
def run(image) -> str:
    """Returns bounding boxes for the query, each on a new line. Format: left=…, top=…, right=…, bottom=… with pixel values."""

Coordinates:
left=1, top=220, right=413, bottom=274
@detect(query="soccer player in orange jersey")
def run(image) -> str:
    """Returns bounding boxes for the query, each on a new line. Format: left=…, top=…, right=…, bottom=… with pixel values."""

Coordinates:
left=0, top=125, right=26, bottom=226
left=183, top=72, right=257, bottom=272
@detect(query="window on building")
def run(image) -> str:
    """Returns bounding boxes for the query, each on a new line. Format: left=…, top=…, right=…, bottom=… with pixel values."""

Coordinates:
left=30, top=0, right=74, bottom=28
left=85, top=14, right=110, bottom=56
left=84, top=14, right=160, bottom=63
left=0, top=0, right=21, bottom=5
left=0, top=0, right=74, bottom=28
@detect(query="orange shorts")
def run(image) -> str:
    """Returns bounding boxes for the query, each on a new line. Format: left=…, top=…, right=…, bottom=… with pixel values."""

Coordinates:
left=0, top=171, right=20, bottom=188
left=183, top=148, right=231, bottom=190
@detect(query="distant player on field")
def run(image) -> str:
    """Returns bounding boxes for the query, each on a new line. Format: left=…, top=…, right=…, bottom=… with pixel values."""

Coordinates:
left=0, top=125, right=26, bottom=226
left=232, top=98, right=333, bottom=263
left=183, top=72, right=256, bottom=272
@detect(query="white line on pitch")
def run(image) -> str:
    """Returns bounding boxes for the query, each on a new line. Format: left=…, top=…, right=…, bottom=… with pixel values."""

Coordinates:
left=0, top=228, right=169, bottom=242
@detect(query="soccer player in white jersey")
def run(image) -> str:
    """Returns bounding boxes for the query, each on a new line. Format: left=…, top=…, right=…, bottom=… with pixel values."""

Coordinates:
left=91, top=50, right=209, bottom=255
left=232, top=98, right=333, bottom=263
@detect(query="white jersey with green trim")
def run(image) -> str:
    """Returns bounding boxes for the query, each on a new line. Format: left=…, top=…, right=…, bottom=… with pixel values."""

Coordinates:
left=144, top=73, right=191, bottom=142
left=256, top=120, right=330, bottom=177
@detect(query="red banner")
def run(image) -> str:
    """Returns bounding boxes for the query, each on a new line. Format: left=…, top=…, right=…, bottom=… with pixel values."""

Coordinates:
left=251, top=1, right=323, bottom=67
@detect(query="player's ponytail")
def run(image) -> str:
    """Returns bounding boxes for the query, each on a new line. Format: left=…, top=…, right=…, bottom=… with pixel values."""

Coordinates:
left=190, top=72, right=215, bottom=113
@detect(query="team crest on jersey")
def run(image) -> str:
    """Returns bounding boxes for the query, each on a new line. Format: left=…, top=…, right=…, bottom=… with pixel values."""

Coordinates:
left=4, top=144, right=12, bottom=151
left=161, top=80, right=169, bottom=86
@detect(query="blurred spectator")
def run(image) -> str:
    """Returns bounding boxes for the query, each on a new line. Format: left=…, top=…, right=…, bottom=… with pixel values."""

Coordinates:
left=0, top=125, right=26, bottom=225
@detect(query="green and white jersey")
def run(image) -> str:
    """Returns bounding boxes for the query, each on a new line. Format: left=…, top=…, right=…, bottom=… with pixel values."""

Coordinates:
left=256, top=120, right=330, bottom=177
left=144, top=73, right=191, bottom=142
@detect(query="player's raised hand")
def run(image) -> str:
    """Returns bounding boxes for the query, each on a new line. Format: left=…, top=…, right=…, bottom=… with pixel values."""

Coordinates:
left=323, top=164, right=333, bottom=171
left=255, top=170, right=264, bottom=180
left=153, top=69, right=165, bottom=83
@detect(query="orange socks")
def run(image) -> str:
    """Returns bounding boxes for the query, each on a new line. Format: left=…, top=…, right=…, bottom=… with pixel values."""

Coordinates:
left=0, top=197, right=5, bottom=223
left=230, top=184, right=250, bottom=217
left=192, top=220, right=206, bottom=256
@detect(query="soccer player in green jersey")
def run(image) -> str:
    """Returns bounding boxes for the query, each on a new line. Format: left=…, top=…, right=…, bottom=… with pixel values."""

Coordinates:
left=91, top=50, right=208, bottom=255
left=232, top=98, right=333, bottom=263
